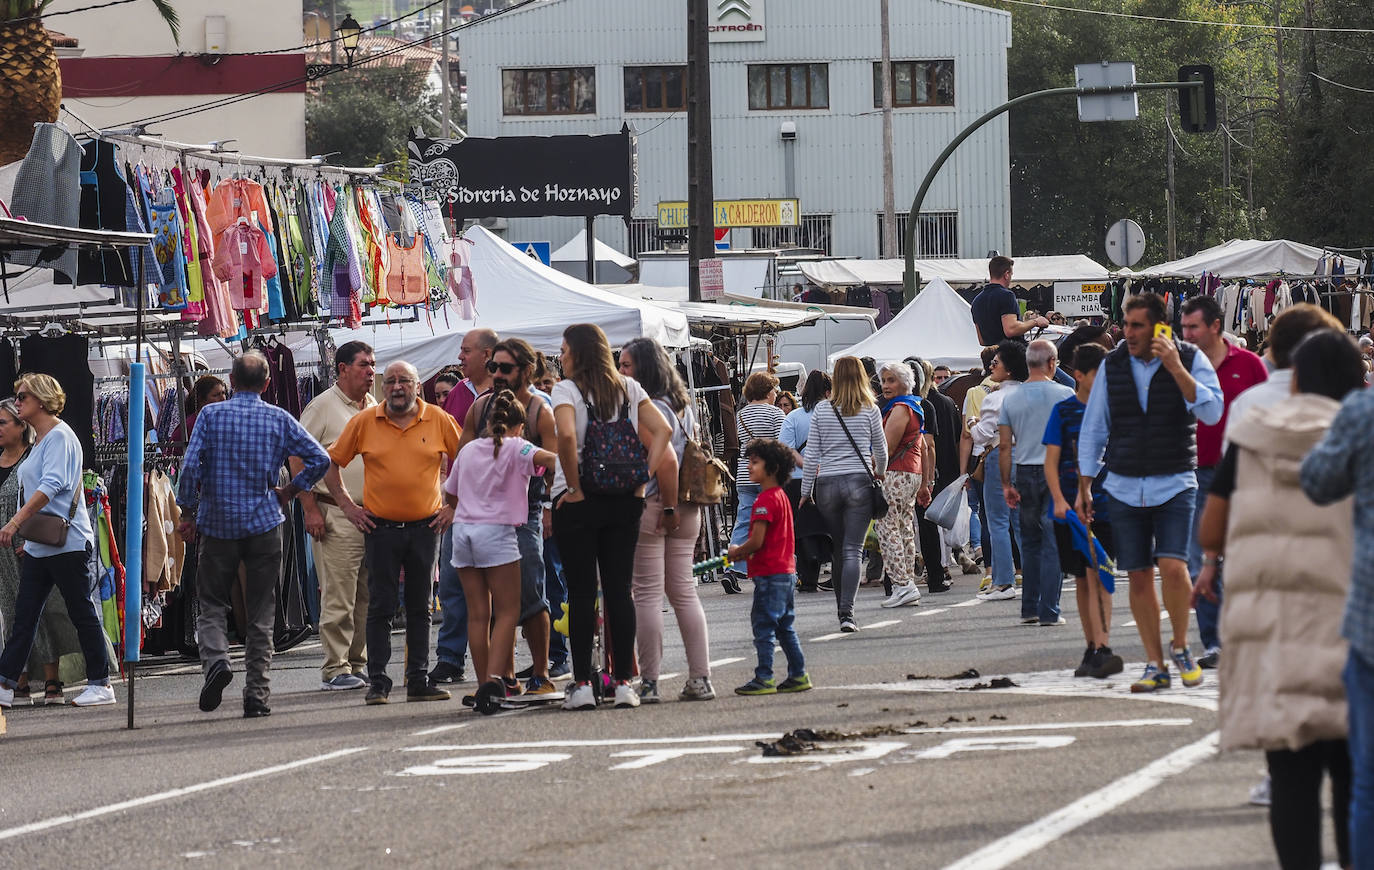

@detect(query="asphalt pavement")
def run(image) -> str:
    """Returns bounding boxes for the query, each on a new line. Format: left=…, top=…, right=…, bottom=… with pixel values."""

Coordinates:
left=0, top=568, right=1333, bottom=869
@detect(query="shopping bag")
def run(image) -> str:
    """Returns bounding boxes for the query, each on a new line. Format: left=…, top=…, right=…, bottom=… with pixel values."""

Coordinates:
left=925, top=474, right=968, bottom=529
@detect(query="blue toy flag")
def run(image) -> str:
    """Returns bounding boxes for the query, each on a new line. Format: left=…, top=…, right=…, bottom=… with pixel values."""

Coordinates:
left=1050, top=504, right=1115, bottom=593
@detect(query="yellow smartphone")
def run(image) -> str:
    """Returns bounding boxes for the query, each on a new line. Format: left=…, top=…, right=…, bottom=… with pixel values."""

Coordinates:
left=1154, top=323, right=1173, bottom=341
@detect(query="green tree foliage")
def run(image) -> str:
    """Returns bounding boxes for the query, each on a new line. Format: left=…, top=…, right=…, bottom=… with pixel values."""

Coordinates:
left=306, top=65, right=439, bottom=169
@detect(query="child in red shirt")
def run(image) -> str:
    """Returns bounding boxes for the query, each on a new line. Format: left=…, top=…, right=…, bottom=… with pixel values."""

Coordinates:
left=728, top=438, right=811, bottom=695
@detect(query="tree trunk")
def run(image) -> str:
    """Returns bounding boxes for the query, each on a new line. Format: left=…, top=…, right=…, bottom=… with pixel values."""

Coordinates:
left=0, top=19, right=61, bottom=165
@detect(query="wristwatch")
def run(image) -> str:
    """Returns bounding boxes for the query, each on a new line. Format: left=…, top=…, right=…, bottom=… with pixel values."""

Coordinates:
left=1203, top=554, right=1223, bottom=567
left=662, top=507, right=676, bottom=515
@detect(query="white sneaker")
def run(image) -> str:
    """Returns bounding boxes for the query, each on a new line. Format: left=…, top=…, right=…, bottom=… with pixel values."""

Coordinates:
left=978, top=585, right=1017, bottom=601
left=0, top=684, right=12, bottom=708
left=613, top=681, right=640, bottom=709
left=1248, top=776, right=1271, bottom=806
left=561, top=681, right=596, bottom=711
left=881, top=583, right=921, bottom=608
left=70, top=684, right=116, bottom=707
left=839, top=615, right=859, bottom=633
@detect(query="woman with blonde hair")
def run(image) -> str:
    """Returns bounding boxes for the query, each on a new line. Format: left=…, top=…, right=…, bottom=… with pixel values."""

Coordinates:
left=801, top=357, right=887, bottom=632
left=0, top=374, right=115, bottom=708
left=551, top=324, right=672, bottom=711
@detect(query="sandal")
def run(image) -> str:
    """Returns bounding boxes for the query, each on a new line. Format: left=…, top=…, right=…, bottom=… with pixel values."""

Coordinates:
left=43, top=680, right=64, bottom=706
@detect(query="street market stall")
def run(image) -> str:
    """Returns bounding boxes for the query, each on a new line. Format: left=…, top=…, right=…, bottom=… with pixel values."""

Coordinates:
left=826, top=277, right=984, bottom=370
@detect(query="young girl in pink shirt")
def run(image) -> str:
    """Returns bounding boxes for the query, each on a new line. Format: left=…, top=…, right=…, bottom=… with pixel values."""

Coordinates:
left=443, top=390, right=557, bottom=714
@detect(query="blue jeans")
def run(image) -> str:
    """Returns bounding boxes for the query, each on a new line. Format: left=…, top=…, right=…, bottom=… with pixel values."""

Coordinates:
left=1015, top=465, right=1062, bottom=622
left=1190, top=465, right=1222, bottom=651
left=731, top=484, right=760, bottom=550
left=1110, top=488, right=1195, bottom=572
left=516, top=502, right=547, bottom=624
left=435, top=525, right=468, bottom=671
left=0, top=549, right=110, bottom=689
left=982, top=448, right=1021, bottom=588
left=750, top=572, right=805, bottom=682
left=968, top=475, right=990, bottom=560
left=1345, top=648, right=1374, bottom=868
left=543, top=532, right=568, bottom=668
left=814, top=472, right=875, bottom=617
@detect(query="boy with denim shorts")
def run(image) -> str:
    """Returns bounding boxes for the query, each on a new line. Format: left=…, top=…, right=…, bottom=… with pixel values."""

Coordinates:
left=729, top=439, right=812, bottom=695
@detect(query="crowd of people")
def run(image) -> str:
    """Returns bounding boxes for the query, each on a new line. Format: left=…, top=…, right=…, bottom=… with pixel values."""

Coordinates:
left=0, top=253, right=1372, bottom=869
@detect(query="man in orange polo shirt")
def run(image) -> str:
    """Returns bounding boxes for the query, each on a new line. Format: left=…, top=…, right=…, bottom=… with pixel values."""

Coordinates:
left=324, top=360, right=461, bottom=705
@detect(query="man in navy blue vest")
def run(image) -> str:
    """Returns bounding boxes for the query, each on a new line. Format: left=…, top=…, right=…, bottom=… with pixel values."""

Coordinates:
left=1076, top=292, right=1224, bottom=693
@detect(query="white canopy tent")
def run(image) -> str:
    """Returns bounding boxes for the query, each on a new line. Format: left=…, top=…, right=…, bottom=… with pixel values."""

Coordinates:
left=550, top=229, right=636, bottom=284
left=827, top=277, right=984, bottom=370
left=604, top=286, right=822, bottom=333
left=800, top=255, right=1110, bottom=289
left=1137, top=238, right=1338, bottom=279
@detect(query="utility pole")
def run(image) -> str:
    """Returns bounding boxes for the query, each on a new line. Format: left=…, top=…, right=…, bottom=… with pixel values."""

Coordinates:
left=1165, top=91, right=1177, bottom=261
left=879, top=0, right=897, bottom=259
left=686, top=0, right=714, bottom=303
left=441, top=1, right=452, bottom=137
left=329, top=0, right=338, bottom=64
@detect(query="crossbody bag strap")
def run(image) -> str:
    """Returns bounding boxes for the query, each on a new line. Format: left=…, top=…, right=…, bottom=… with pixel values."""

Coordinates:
left=18, top=478, right=81, bottom=521
left=832, top=406, right=878, bottom=482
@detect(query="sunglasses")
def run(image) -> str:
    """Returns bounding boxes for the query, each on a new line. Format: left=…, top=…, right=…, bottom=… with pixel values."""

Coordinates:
left=13, top=392, right=30, bottom=403
left=486, top=361, right=518, bottom=375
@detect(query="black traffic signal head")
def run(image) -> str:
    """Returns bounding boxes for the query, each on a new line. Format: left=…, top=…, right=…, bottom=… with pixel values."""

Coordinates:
left=1178, top=65, right=1217, bottom=133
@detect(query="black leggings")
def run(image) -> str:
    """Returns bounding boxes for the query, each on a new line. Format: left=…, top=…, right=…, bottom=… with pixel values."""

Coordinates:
left=1265, top=739, right=1351, bottom=870
left=552, top=493, right=644, bottom=682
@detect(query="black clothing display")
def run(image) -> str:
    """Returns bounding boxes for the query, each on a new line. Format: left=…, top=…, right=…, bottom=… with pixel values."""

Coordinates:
left=20, top=333, right=96, bottom=464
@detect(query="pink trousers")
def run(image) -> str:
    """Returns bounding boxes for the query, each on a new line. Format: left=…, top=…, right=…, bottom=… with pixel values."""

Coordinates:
left=631, top=494, right=711, bottom=681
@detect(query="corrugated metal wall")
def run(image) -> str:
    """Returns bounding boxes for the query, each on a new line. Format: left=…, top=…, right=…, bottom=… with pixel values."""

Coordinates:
left=460, top=0, right=1011, bottom=260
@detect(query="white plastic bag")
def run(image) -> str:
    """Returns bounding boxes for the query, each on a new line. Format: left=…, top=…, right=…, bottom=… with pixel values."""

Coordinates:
left=940, top=492, right=971, bottom=550
left=926, top=474, right=967, bottom=529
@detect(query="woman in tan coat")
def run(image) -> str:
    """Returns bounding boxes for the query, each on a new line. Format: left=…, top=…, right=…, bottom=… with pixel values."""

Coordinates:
left=1194, top=327, right=1362, bottom=870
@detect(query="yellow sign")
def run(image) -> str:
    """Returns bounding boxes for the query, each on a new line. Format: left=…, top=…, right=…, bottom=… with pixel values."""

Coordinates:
left=657, top=199, right=800, bottom=229
left=1082, top=283, right=1107, bottom=294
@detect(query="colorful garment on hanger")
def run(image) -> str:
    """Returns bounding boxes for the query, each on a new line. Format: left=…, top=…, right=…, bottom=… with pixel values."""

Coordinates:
left=9, top=123, right=83, bottom=281
left=448, top=237, right=476, bottom=318
left=386, top=232, right=428, bottom=305
left=213, top=222, right=277, bottom=310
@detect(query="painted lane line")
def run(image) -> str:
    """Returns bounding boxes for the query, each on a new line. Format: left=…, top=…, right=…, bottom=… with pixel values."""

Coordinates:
left=950, top=599, right=983, bottom=608
left=904, top=717, right=1191, bottom=735
left=0, top=747, right=368, bottom=842
left=811, top=632, right=848, bottom=642
left=707, top=657, right=745, bottom=668
left=405, top=733, right=785, bottom=752
left=811, top=619, right=902, bottom=642
left=912, top=607, right=948, bottom=616
left=942, top=731, right=1219, bottom=870
left=1122, top=610, right=1170, bottom=628
left=412, top=722, right=471, bottom=737
left=865, top=619, right=902, bottom=630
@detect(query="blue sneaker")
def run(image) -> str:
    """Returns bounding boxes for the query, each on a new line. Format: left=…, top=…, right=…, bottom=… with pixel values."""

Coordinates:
left=1130, top=663, right=1171, bottom=693
left=1170, top=645, right=1204, bottom=687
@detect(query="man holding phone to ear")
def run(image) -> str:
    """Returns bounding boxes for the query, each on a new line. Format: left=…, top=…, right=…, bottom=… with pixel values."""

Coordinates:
left=1076, top=292, right=1224, bottom=694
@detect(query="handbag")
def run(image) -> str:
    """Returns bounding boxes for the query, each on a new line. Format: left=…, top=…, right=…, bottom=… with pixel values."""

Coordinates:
left=672, top=403, right=732, bottom=505
left=968, top=451, right=986, bottom=483
left=17, top=483, right=81, bottom=548
left=832, top=406, right=889, bottom=521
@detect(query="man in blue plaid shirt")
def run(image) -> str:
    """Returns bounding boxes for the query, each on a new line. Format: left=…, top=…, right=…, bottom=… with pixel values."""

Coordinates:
left=178, top=351, right=330, bottom=719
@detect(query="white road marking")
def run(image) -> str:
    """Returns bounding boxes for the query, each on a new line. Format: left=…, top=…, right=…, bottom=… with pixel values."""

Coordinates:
left=942, top=731, right=1219, bottom=870
left=405, top=733, right=785, bottom=752
left=0, top=747, right=367, bottom=842
left=608, top=747, right=744, bottom=770
left=904, top=717, right=1191, bottom=735
left=746, top=740, right=907, bottom=765
left=708, top=657, right=745, bottom=668
left=412, top=722, right=471, bottom=737
left=865, top=619, right=902, bottom=630
left=950, top=599, right=983, bottom=608
left=811, top=632, right=849, bottom=642
left=912, top=607, right=948, bottom=617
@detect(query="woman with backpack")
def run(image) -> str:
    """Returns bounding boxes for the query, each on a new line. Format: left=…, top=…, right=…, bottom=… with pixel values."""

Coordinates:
left=551, top=324, right=674, bottom=711
left=801, top=356, right=888, bottom=633
left=620, top=338, right=715, bottom=704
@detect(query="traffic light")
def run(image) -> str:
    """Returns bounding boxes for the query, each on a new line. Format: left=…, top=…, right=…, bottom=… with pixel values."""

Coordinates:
left=1178, top=65, right=1217, bottom=133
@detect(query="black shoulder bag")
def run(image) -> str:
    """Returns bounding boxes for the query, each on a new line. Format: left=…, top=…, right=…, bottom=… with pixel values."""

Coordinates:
left=833, top=406, right=889, bottom=520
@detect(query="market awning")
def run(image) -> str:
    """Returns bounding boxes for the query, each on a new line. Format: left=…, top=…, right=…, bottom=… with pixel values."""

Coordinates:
left=1137, top=238, right=1339, bottom=279
left=800, top=255, right=1110, bottom=289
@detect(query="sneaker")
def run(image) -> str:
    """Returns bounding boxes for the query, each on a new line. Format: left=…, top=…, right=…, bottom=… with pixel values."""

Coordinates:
left=1039, top=616, right=1068, bottom=626
left=777, top=674, right=813, bottom=693
left=1198, top=646, right=1221, bottom=669
left=816, top=579, right=835, bottom=592
left=473, top=679, right=507, bottom=715
left=365, top=686, right=390, bottom=705
left=881, top=583, right=921, bottom=608
left=243, top=698, right=271, bottom=718
left=722, top=573, right=744, bottom=595
left=613, top=681, right=640, bottom=708
left=407, top=682, right=452, bottom=702
left=638, top=679, right=661, bottom=704
left=525, top=676, right=558, bottom=696
left=1020, top=616, right=1040, bottom=625
left=679, top=676, right=716, bottom=701
left=1088, top=647, right=1124, bottom=678
left=321, top=673, right=367, bottom=691
left=0, top=684, right=11, bottom=708
left=1073, top=645, right=1095, bottom=678
left=429, top=661, right=466, bottom=684
left=515, top=664, right=535, bottom=680
left=198, top=662, right=233, bottom=712
left=979, top=585, right=1016, bottom=601
left=1170, top=646, right=1205, bottom=687
left=1130, top=663, right=1172, bottom=693
left=70, top=684, right=116, bottom=707
left=562, top=681, right=596, bottom=711
left=548, top=662, right=572, bottom=681
left=1014, top=572, right=1023, bottom=588
left=839, top=615, right=859, bottom=633
left=734, top=677, right=777, bottom=695
left=1248, top=776, right=1272, bottom=807
left=978, top=575, right=993, bottom=593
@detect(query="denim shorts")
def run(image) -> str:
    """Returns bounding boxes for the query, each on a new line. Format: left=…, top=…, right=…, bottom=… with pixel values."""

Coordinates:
left=1107, top=489, right=1195, bottom=573
left=450, top=522, right=520, bottom=569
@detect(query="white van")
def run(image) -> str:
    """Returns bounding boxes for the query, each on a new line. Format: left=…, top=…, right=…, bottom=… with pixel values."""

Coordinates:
left=747, top=312, right=878, bottom=377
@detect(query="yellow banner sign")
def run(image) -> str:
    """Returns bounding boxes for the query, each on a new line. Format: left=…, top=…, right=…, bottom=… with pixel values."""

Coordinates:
left=1082, top=283, right=1107, bottom=294
left=657, top=199, right=800, bottom=229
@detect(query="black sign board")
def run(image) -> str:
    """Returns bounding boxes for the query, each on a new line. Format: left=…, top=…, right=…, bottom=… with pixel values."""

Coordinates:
left=407, top=131, right=635, bottom=219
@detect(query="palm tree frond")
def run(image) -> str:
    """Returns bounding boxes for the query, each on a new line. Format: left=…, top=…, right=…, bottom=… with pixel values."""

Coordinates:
left=149, top=0, right=179, bottom=43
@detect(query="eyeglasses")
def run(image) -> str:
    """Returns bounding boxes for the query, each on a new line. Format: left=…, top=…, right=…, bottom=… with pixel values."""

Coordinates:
left=486, top=361, right=518, bottom=375
left=13, top=392, right=31, bottom=403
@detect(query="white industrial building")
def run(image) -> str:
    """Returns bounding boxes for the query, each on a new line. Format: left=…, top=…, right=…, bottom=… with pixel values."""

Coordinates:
left=459, top=0, right=1012, bottom=262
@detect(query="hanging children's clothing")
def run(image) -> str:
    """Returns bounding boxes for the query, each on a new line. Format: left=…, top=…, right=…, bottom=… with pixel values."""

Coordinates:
left=386, top=232, right=428, bottom=305
left=213, top=221, right=276, bottom=310
left=8, top=122, right=82, bottom=282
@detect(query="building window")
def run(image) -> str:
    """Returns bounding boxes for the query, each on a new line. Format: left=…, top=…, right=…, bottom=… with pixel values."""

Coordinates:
left=751, top=215, right=833, bottom=255
left=627, top=217, right=662, bottom=258
left=877, top=212, right=958, bottom=258
left=872, top=60, right=955, bottom=108
left=748, top=64, right=829, bottom=110
left=501, top=67, right=596, bottom=115
left=624, top=65, right=686, bottom=112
